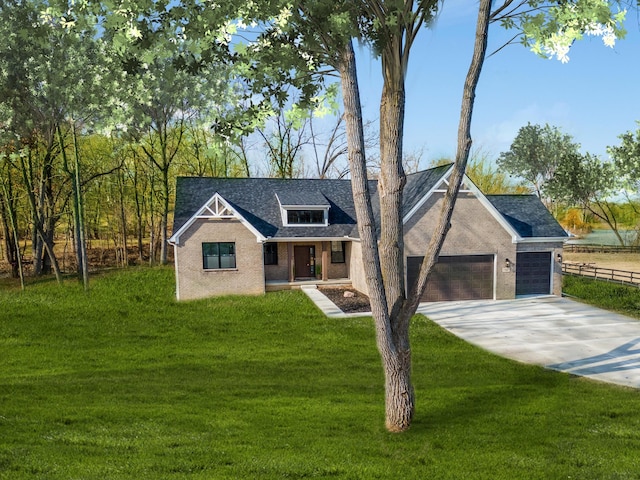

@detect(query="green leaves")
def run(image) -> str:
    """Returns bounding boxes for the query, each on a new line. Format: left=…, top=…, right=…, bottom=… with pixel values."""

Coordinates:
left=544, top=151, right=618, bottom=206
left=498, top=123, right=580, bottom=198
left=608, top=121, right=640, bottom=190
left=499, top=0, right=627, bottom=63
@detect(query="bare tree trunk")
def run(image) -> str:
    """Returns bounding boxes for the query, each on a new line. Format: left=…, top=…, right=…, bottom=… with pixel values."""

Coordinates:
left=401, top=0, right=492, bottom=319
left=72, top=124, right=89, bottom=289
left=338, top=0, right=492, bottom=431
left=339, top=40, right=413, bottom=432
left=117, top=167, right=129, bottom=266
left=129, top=151, right=146, bottom=263
left=0, top=175, right=24, bottom=289
left=379, top=42, right=407, bottom=320
left=59, top=124, right=89, bottom=289
left=19, top=149, right=62, bottom=283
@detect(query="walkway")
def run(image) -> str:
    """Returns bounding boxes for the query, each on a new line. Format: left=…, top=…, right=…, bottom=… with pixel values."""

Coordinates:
left=304, top=286, right=640, bottom=389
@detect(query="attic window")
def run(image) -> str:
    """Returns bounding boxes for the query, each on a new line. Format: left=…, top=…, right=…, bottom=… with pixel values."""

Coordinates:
left=287, top=209, right=325, bottom=224
left=277, top=191, right=329, bottom=227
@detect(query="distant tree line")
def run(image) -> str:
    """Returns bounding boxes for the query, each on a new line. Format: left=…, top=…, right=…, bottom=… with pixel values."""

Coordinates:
left=498, top=122, right=640, bottom=246
left=0, top=0, right=361, bottom=286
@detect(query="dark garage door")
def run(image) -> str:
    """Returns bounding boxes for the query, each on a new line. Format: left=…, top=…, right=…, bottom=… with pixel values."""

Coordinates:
left=407, top=255, right=494, bottom=302
left=516, top=252, right=551, bottom=295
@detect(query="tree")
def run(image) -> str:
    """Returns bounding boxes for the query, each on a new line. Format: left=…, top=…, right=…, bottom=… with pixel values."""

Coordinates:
left=545, top=152, right=627, bottom=245
left=295, top=0, right=626, bottom=432
left=0, top=154, right=25, bottom=287
left=257, top=106, right=309, bottom=178
left=608, top=121, right=640, bottom=191
left=497, top=123, right=581, bottom=200
left=123, top=43, right=236, bottom=265
left=76, top=0, right=628, bottom=432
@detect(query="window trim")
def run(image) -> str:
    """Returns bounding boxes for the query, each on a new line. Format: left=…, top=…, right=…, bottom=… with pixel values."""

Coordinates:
left=281, top=207, right=329, bottom=227
left=202, top=242, right=236, bottom=270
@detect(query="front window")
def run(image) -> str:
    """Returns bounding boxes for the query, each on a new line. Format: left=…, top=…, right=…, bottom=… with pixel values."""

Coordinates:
left=286, top=209, right=325, bottom=225
left=202, top=242, right=236, bottom=270
left=264, top=243, right=278, bottom=265
left=331, top=241, right=346, bottom=263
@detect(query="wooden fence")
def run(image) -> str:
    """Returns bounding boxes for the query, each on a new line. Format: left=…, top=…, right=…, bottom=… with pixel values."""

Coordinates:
left=562, top=263, right=640, bottom=288
left=565, top=244, right=640, bottom=254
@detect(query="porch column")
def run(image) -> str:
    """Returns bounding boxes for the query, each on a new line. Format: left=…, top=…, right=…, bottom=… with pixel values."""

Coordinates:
left=322, top=242, right=328, bottom=281
left=287, top=243, right=294, bottom=282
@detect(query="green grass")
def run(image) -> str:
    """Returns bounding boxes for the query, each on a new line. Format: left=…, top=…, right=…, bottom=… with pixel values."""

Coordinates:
left=2, top=268, right=640, bottom=479
left=564, top=275, right=640, bottom=319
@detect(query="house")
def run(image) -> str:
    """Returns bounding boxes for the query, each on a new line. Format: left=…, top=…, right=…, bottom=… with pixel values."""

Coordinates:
left=168, top=164, right=567, bottom=301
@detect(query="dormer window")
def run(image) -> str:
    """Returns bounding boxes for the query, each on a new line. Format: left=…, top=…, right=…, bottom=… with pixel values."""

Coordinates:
left=287, top=209, right=325, bottom=225
left=277, top=191, right=329, bottom=227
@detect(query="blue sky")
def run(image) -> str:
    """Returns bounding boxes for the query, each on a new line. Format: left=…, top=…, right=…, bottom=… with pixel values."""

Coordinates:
left=353, top=1, right=640, bottom=167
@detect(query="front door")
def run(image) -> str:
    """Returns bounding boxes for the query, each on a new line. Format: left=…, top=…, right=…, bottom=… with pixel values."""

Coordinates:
left=294, top=245, right=315, bottom=278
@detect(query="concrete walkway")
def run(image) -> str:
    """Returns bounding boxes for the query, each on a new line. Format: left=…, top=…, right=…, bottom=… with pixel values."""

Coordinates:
left=303, top=286, right=640, bottom=389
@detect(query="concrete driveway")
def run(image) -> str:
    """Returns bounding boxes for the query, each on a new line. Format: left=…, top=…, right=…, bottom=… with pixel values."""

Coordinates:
left=417, top=296, right=640, bottom=389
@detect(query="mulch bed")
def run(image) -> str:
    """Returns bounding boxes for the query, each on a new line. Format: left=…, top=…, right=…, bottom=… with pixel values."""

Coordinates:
left=318, top=286, right=372, bottom=314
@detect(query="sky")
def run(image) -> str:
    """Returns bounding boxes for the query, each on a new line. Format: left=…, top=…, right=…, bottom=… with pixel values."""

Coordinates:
left=352, top=1, right=640, bottom=167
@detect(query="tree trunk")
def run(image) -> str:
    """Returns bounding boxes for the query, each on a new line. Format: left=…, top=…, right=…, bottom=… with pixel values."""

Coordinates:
left=131, top=153, right=145, bottom=263
left=0, top=175, right=24, bottom=288
left=160, top=167, right=169, bottom=265
left=379, top=38, right=407, bottom=320
left=401, top=0, right=492, bottom=319
left=19, top=149, right=62, bottom=282
left=338, top=40, right=413, bottom=432
left=72, top=124, right=89, bottom=289
left=117, top=167, right=129, bottom=266
left=338, top=0, right=492, bottom=431
left=59, top=124, right=88, bottom=288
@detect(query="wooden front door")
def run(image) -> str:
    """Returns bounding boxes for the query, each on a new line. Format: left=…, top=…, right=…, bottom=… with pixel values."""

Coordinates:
left=294, top=246, right=315, bottom=278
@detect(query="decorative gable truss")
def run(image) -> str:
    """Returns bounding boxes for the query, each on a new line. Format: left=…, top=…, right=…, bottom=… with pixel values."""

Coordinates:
left=168, top=193, right=265, bottom=246
left=198, top=195, right=236, bottom=219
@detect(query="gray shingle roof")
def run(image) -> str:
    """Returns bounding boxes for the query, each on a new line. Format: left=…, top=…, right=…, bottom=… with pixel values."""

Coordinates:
left=172, top=165, right=567, bottom=242
left=487, top=195, right=568, bottom=238
left=172, top=177, right=359, bottom=239
left=403, top=164, right=452, bottom=217
left=276, top=190, right=330, bottom=207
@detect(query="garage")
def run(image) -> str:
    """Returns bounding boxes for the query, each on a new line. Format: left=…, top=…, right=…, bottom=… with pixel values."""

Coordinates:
left=516, top=252, right=551, bottom=296
left=407, top=255, right=494, bottom=302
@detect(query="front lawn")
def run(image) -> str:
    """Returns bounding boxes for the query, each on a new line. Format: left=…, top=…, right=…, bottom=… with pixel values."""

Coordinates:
left=563, top=274, right=640, bottom=318
left=1, top=267, right=640, bottom=479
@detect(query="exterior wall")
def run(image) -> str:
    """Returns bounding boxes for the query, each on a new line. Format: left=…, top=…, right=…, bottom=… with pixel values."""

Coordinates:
left=516, top=241, right=565, bottom=296
left=174, top=219, right=264, bottom=300
left=264, top=242, right=290, bottom=281
left=404, top=192, right=517, bottom=300
left=326, top=241, right=349, bottom=279
left=349, top=241, right=369, bottom=295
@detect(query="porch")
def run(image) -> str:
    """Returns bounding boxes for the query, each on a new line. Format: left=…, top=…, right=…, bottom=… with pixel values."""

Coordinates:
left=265, top=278, right=351, bottom=292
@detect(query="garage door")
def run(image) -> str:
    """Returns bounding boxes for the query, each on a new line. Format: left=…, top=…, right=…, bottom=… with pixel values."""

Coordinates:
left=407, top=255, right=494, bottom=302
left=516, top=252, right=551, bottom=296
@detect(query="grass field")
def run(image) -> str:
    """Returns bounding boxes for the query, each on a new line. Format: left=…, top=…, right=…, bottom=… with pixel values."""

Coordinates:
left=2, top=268, right=640, bottom=479
left=563, top=274, right=640, bottom=318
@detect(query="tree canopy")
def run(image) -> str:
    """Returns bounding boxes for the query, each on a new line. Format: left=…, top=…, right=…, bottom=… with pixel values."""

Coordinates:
left=498, top=123, right=581, bottom=200
left=0, top=0, right=634, bottom=433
